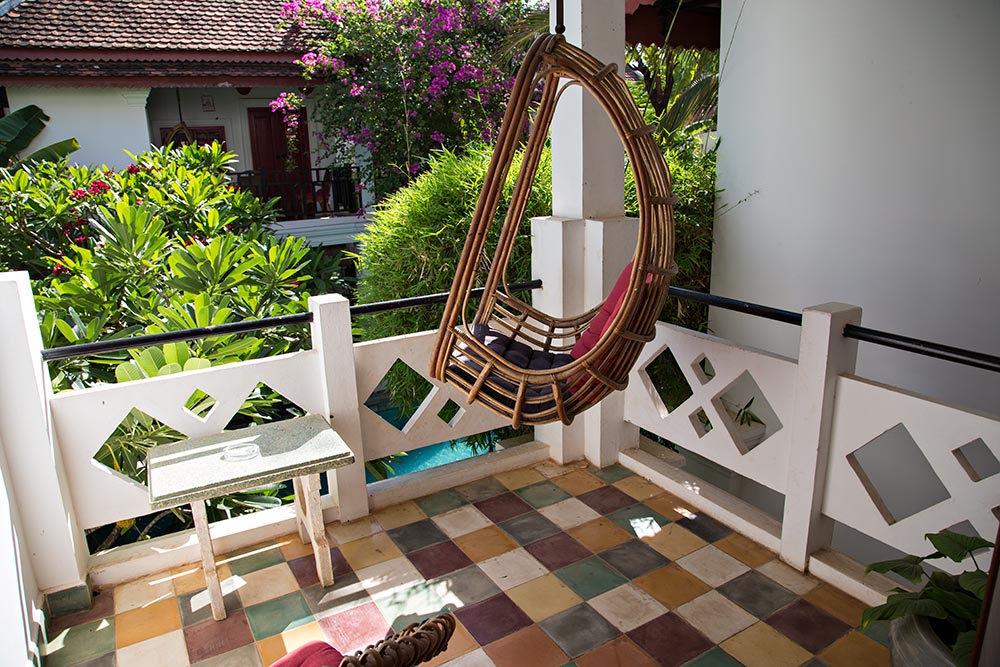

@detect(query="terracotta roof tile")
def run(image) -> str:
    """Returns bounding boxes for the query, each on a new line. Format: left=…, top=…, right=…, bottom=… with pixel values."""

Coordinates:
left=0, top=0, right=319, bottom=53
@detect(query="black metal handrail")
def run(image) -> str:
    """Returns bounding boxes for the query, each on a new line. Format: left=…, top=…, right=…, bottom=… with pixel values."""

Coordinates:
left=232, top=165, right=359, bottom=220
left=40, top=281, right=999, bottom=374
left=40, top=280, right=543, bottom=362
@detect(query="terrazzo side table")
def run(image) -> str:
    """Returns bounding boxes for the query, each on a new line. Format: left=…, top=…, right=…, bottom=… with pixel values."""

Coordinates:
left=147, top=414, right=355, bottom=621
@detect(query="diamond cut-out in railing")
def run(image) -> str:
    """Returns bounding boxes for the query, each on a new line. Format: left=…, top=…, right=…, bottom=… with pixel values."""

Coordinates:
left=437, top=399, right=465, bottom=428
left=691, top=354, right=716, bottom=385
left=952, top=438, right=1000, bottom=483
left=710, top=370, right=782, bottom=454
left=689, top=408, right=713, bottom=438
left=93, top=408, right=184, bottom=487
left=226, top=382, right=304, bottom=431
left=945, top=520, right=985, bottom=540
left=364, top=359, right=435, bottom=433
left=847, top=423, right=951, bottom=525
left=641, top=346, right=694, bottom=417
left=183, top=388, right=219, bottom=423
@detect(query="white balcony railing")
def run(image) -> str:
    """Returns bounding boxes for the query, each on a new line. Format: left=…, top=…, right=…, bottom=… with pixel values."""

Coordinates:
left=0, top=271, right=997, bottom=645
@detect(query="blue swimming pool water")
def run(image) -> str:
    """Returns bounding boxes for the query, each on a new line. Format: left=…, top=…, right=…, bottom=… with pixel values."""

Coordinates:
left=365, top=439, right=482, bottom=483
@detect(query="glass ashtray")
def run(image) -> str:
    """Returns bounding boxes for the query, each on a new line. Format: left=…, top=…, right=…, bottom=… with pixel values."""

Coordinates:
left=221, top=443, right=260, bottom=462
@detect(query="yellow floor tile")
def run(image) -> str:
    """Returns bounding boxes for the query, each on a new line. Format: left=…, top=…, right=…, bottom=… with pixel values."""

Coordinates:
left=167, top=565, right=207, bottom=597
left=424, top=621, right=479, bottom=667
left=643, top=492, right=690, bottom=522
left=713, top=533, right=776, bottom=568
left=613, top=475, right=662, bottom=501
left=495, top=468, right=546, bottom=490
left=339, top=531, right=403, bottom=571
left=506, top=573, right=583, bottom=622
left=454, top=525, right=519, bottom=562
left=551, top=470, right=606, bottom=496
left=633, top=564, right=711, bottom=609
left=236, top=563, right=301, bottom=607
left=327, top=515, right=382, bottom=545
left=720, top=622, right=813, bottom=667
left=374, top=501, right=427, bottom=530
left=113, top=572, right=176, bottom=614
left=804, top=584, right=868, bottom=627
left=819, top=630, right=890, bottom=667
left=114, top=597, right=181, bottom=649
left=567, top=517, right=633, bottom=553
left=276, top=534, right=315, bottom=561
left=532, top=460, right=588, bottom=479
left=641, top=523, right=708, bottom=560
left=257, top=635, right=288, bottom=666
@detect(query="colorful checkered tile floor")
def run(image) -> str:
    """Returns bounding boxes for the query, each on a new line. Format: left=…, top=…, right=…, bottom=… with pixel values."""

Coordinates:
left=43, top=461, right=891, bottom=667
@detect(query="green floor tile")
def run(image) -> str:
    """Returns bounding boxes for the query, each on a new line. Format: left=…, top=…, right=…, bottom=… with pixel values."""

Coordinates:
left=590, top=464, right=635, bottom=484
left=515, top=480, right=572, bottom=509
left=682, top=646, right=746, bottom=666
left=606, top=503, right=670, bottom=537
left=42, top=617, right=115, bottom=667
left=415, top=489, right=468, bottom=516
left=554, top=556, right=628, bottom=599
left=862, top=619, right=891, bottom=647
left=244, top=591, right=314, bottom=639
left=225, top=546, right=285, bottom=577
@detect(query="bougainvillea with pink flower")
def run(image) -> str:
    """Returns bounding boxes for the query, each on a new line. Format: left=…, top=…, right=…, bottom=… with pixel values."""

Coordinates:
left=278, top=0, right=535, bottom=197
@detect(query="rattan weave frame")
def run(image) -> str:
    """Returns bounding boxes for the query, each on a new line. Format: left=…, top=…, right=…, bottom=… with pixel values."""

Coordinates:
left=431, top=33, right=676, bottom=428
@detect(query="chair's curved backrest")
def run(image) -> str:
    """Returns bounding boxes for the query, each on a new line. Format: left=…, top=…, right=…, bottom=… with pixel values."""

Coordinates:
left=431, top=33, right=676, bottom=428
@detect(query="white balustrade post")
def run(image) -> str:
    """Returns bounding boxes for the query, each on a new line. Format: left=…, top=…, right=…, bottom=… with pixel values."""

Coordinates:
left=309, top=294, right=369, bottom=522
left=781, top=303, right=862, bottom=571
left=0, top=273, right=90, bottom=613
left=532, top=0, right=631, bottom=467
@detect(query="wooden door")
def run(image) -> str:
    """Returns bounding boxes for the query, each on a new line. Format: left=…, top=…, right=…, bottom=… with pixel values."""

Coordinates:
left=247, top=107, right=312, bottom=217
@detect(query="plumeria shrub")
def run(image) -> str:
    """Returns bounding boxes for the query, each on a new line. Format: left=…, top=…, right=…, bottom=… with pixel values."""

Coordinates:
left=0, top=143, right=349, bottom=548
left=280, top=0, right=535, bottom=197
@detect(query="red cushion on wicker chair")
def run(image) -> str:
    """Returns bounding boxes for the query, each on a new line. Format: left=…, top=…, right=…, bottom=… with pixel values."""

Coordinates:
left=271, top=641, right=344, bottom=667
left=570, top=262, right=634, bottom=359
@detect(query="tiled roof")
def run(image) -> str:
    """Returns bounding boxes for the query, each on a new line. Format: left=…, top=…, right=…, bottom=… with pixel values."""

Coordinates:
left=0, top=0, right=318, bottom=53
left=0, top=57, right=305, bottom=82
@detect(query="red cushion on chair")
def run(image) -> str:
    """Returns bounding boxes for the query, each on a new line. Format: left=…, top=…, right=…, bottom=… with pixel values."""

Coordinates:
left=271, top=641, right=344, bottom=667
left=570, top=262, right=634, bottom=360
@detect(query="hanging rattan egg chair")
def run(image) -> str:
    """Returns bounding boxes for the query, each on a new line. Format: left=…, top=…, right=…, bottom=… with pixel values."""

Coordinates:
left=430, top=32, right=676, bottom=429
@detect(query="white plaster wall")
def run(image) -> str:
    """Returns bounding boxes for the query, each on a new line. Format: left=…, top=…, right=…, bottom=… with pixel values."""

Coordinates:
left=713, top=0, right=1000, bottom=414
left=6, top=87, right=151, bottom=170
left=0, top=432, right=43, bottom=667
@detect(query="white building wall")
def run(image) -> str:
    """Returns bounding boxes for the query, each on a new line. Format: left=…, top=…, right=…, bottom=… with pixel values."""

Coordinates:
left=713, top=0, right=1000, bottom=414
left=6, top=87, right=151, bottom=170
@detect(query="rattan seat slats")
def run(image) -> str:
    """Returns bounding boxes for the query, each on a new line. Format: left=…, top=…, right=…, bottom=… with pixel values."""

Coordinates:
left=431, top=33, right=676, bottom=428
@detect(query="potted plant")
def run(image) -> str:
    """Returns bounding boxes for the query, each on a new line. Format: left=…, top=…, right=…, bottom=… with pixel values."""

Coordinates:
left=863, top=529, right=993, bottom=667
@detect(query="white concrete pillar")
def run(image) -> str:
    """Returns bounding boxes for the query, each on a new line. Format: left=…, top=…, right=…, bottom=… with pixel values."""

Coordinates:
left=308, top=294, right=369, bottom=522
left=780, top=303, right=862, bottom=571
left=0, top=273, right=89, bottom=612
left=533, top=0, right=633, bottom=466
left=550, top=0, right=627, bottom=219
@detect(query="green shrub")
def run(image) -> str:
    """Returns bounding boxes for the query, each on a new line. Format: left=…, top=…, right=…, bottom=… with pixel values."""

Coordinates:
left=0, top=142, right=350, bottom=547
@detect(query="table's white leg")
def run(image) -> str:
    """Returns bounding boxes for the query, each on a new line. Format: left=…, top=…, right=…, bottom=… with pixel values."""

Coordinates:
left=191, top=500, right=226, bottom=620
left=300, top=474, right=333, bottom=587
left=292, top=477, right=310, bottom=544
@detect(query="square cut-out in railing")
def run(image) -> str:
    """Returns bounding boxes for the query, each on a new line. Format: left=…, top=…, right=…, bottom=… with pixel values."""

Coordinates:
left=952, top=438, right=1000, bottom=483
left=641, top=346, right=695, bottom=417
left=183, top=388, right=218, bottom=423
left=226, top=382, right=305, bottom=430
left=846, top=423, right=951, bottom=525
left=689, top=408, right=713, bottom=438
left=710, top=370, right=782, bottom=455
left=691, top=354, right=716, bottom=385
left=363, top=359, right=435, bottom=433
left=437, top=398, right=465, bottom=428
